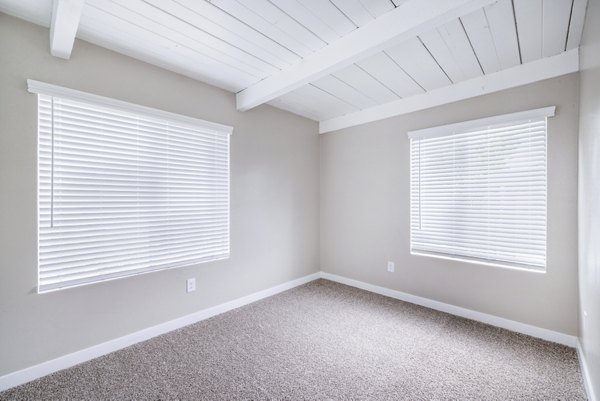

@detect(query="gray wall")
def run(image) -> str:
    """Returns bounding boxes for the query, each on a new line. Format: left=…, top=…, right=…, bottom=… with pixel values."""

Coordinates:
left=0, top=14, right=319, bottom=376
left=321, top=74, right=580, bottom=336
left=578, top=0, right=600, bottom=396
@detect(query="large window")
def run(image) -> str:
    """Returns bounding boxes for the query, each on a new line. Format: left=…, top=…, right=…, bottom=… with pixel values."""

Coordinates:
left=29, top=80, right=232, bottom=293
left=409, top=107, right=553, bottom=271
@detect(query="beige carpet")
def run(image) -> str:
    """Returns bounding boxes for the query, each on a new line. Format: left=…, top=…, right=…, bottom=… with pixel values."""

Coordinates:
left=0, top=279, right=586, bottom=400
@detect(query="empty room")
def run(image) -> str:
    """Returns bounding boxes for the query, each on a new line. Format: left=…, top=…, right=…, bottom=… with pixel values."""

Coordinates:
left=0, top=0, right=598, bottom=399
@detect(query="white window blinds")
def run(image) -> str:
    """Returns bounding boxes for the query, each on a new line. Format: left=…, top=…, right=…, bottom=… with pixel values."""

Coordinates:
left=409, top=107, right=553, bottom=270
left=29, top=80, right=232, bottom=293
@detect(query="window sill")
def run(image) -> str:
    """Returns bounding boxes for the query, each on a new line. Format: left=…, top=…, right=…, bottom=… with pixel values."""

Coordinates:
left=410, top=251, right=546, bottom=274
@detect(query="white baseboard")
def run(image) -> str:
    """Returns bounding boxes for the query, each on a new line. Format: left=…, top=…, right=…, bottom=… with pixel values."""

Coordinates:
left=577, top=340, right=598, bottom=401
left=0, top=272, right=321, bottom=392
left=0, top=271, right=582, bottom=394
left=321, top=272, right=578, bottom=347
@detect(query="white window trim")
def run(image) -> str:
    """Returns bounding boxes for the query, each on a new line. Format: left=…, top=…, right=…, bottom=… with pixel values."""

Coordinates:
left=410, top=252, right=547, bottom=274
left=408, top=107, right=553, bottom=272
left=407, top=106, right=555, bottom=139
left=30, top=80, right=233, bottom=293
left=27, top=79, right=233, bottom=136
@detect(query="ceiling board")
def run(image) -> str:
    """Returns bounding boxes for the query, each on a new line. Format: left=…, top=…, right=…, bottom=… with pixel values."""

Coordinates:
left=333, top=64, right=398, bottom=104
left=102, top=0, right=278, bottom=77
left=170, top=0, right=301, bottom=66
left=236, top=0, right=326, bottom=51
left=208, top=0, right=315, bottom=57
left=566, top=0, right=588, bottom=50
left=329, top=0, right=373, bottom=27
left=356, top=52, right=425, bottom=98
left=269, top=0, right=340, bottom=44
left=542, top=0, right=572, bottom=57
left=77, top=17, right=250, bottom=92
left=298, top=0, right=356, bottom=36
left=359, top=0, right=395, bottom=18
left=81, top=3, right=262, bottom=86
left=460, top=9, right=502, bottom=74
left=312, top=75, right=377, bottom=110
left=513, top=0, right=543, bottom=63
left=268, top=93, right=321, bottom=120
left=484, top=0, right=521, bottom=69
left=85, top=1, right=270, bottom=82
left=294, top=85, right=358, bottom=119
left=386, top=38, right=452, bottom=91
left=419, top=19, right=482, bottom=83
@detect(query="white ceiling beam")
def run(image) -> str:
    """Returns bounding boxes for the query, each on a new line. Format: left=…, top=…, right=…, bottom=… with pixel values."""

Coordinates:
left=50, top=0, right=85, bottom=59
left=236, top=0, right=498, bottom=111
left=319, top=48, right=579, bottom=133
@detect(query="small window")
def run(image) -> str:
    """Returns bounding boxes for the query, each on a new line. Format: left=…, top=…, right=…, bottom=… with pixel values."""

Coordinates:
left=409, top=107, right=553, bottom=271
left=29, top=80, right=232, bottom=292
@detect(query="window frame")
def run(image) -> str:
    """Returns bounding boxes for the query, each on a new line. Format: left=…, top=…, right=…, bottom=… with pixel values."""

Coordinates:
left=29, top=80, right=233, bottom=293
left=407, top=107, right=554, bottom=272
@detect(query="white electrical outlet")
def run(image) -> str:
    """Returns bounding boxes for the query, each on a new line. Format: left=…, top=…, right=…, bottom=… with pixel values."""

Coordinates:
left=186, top=278, right=196, bottom=293
left=387, top=261, right=395, bottom=272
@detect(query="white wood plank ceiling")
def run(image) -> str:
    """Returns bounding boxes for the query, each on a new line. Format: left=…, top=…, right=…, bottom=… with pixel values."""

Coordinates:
left=0, top=0, right=588, bottom=132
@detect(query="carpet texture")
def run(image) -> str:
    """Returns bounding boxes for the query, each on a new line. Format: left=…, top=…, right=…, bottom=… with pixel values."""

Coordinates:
left=0, top=279, right=586, bottom=400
